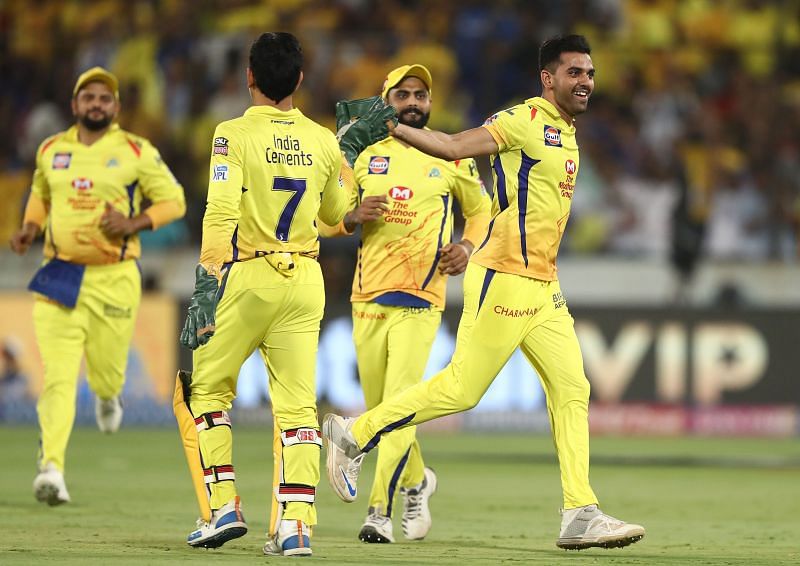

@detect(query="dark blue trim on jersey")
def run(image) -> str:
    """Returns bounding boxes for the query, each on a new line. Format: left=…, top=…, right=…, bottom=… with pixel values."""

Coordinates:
left=493, top=157, right=509, bottom=211
left=386, top=447, right=412, bottom=517
left=517, top=152, right=540, bottom=268
left=477, top=218, right=495, bottom=252
left=230, top=225, right=240, bottom=261
left=374, top=292, right=431, bottom=308
left=477, top=268, right=496, bottom=314
left=119, top=180, right=139, bottom=261
left=216, top=262, right=233, bottom=302
left=356, top=185, right=364, bottom=292
left=363, top=413, right=416, bottom=452
left=49, top=215, right=58, bottom=258
left=421, top=194, right=450, bottom=289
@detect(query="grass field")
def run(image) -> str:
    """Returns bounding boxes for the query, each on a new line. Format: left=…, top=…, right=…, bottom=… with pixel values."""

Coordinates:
left=1, top=426, right=798, bottom=565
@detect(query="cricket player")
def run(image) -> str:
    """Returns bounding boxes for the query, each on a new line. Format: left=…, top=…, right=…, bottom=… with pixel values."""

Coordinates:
left=174, top=32, right=395, bottom=555
left=321, top=64, right=490, bottom=543
left=323, top=35, right=646, bottom=550
left=9, top=67, right=186, bottom=506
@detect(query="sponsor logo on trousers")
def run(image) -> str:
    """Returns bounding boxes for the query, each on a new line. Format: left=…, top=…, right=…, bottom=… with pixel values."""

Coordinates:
left=353, top=311, right=387, bottom=320
left=493, top=305, right=538, bottom=317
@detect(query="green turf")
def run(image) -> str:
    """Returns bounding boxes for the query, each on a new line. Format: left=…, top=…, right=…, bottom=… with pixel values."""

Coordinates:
left=0, top=426, right=798, bottom=565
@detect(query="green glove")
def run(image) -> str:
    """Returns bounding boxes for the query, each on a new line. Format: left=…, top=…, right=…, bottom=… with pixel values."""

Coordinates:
left=336, top=96, right=398, bottom=167
left=335, top=96, right=385, bottom=131
left=180, top=264, right=220, bottom=350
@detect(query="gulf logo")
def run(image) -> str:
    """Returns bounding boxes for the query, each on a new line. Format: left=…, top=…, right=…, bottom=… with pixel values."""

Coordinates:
left=52, top=152, right=71, bottom=169
left=389, top=186, right=413, bottom=200
left=565, top=160, right=576, bottom=175
left=368, top=156, right=390, bottom=174
left=71, top=177, right=93, bottom=191
left=544, top=125, right=562, bottom=147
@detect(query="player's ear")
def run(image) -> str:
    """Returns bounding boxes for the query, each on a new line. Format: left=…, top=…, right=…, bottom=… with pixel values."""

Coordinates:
left=294, top=70, right=304, bottom=93
left=246, top=67, right=255, bottom=90
left=540, top=68, right=553, bottom=90
left=70, top=97, right=78, bottom=117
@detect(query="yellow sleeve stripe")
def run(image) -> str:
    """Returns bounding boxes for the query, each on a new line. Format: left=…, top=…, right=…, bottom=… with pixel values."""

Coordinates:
left=482, top=123, right=506, bottom=151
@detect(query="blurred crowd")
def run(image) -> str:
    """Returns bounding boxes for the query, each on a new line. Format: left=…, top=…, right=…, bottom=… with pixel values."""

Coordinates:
left=2, top=0, right=799, bottom=282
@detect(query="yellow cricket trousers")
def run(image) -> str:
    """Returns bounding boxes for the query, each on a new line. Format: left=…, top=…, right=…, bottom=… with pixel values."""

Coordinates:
left=352, top=302, right=441, bottom=516
left=189, top=256, right=324, bottom=525
left=351, top=263, right=598, bottom=509
left=34, top=259, right=141, bottom=472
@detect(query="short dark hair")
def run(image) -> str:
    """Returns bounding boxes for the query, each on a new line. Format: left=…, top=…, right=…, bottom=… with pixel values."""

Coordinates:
left=249, top=32, right=303, bottom=103
left=539, top=34, right=591, bottom=73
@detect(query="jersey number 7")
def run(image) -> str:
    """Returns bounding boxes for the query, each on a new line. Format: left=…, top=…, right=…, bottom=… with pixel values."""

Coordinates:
left=272, top=177, right=306, bottom=242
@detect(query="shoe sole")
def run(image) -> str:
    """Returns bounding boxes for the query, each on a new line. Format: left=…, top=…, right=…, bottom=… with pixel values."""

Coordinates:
left=359, top=526, right=394, bottom=544
left=557, top=532, right=645, bottom=550
left=188, top=525, right=248, bottom=549
left=322, top=415, right=356, bottom=503
left=283, top=547, right=313, bottom=556
left=34, top=483, right=69, bottom=506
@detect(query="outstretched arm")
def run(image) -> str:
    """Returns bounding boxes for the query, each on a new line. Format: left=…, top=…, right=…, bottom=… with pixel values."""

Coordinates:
left=390, top=123, right=499, bottom=161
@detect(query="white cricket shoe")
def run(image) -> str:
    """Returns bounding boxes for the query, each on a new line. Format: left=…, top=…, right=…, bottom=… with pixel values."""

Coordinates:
left=263, top=519, right=313, bottom=556
left=187, top=496, right=248, bottom=548
left=557, top=504, right=645, bottom=550
left=33, top=462, right=71, bottom=506
left=400, top=467, right=437, bottom=540
left=322, top=413, right=364, bottom=502
left=359, top=507, right=394, bottom=543
left=95, top=396, right=123, bottom=434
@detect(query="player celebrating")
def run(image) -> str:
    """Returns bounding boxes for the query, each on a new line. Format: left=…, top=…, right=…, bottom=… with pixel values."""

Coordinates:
left=321, top=65, right=490, bottom=543
left=9, top=67, right=186, bottom=506
left=323, top=35, right=646, bottom=550
left=174, top=32, right=395, bottom=555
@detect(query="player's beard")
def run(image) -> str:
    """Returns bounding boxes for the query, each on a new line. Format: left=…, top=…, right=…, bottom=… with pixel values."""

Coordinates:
left=78, top=110, right=113, bottom=131
left=399, top=108, right=430, bottom=129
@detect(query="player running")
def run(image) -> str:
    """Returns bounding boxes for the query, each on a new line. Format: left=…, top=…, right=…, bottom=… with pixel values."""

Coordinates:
left=321, top=64, right=490, bottom=543
left=173, top=32, right=394, bottom=555
left=9, top=66, right=185, bottom=507
left=323, top=34, right=645, bottom=551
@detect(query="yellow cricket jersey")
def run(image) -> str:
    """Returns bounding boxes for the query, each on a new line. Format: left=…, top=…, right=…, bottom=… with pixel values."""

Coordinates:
left=474, top=97, right=579, bottom=280
left=350, top=136, right=491, bottom=309
left=25, top=124, right=185, bottom=265
left=199, top=105, right=348, bottom=273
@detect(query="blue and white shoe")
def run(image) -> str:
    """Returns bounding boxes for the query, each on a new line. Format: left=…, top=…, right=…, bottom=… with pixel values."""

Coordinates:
left=187, top=496, right=247, bottom=548
left=263, top=519, right=313, bottom=556
left=322, top=413, right=364, bottom=503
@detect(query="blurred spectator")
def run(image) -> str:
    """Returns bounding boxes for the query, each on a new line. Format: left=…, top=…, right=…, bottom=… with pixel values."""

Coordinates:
left=609, top=150, right=680, bottom=259
left=1, top=0, right=798, bottom=274
left=704, top=162, right=770, bottom=261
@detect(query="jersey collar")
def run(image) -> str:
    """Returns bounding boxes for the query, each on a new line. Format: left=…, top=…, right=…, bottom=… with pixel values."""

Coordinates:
left=244, top=105, right=303, bottom=119
left=63, top=123, right=122, bottom=144
left=527, top=97, right=575, bottom=131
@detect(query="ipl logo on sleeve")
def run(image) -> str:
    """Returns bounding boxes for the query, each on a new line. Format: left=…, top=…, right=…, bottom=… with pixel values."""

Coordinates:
left=368, top=156, right=390, bottom=174
left=212, top=164, right=228, bottom=182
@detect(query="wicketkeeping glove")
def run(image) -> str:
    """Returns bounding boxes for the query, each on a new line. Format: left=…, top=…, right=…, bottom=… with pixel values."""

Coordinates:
left=180, top=264, right=220, bottom=350
left=336, top=96, right=398, bottom=167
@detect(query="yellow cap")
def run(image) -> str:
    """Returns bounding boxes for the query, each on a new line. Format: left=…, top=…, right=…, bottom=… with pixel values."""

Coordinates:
left=72, top=66, right=119, bottom=99
left=381, top=64, right=432, bottom=98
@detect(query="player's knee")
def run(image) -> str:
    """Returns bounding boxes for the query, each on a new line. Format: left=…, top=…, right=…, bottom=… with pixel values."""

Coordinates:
left=458, top=387, right=484, bottom=411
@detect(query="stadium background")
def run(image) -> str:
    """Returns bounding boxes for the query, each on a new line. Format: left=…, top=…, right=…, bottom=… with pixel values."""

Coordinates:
left=2, top=0, right=799, bottom=433
left=1, top=2, right=799, bottom=564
